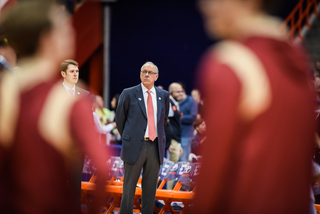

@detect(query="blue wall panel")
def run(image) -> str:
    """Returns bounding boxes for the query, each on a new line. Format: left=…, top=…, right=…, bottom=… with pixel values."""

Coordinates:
left=109, top=0, right=212, bottom=98
left=108, top=0, right=300, bottom=100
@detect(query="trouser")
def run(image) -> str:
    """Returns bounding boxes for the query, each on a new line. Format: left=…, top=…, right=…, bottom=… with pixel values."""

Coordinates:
left=179, top=137, right=192, bottom=162
left=168, top=139, right=180, bottom=189
left=120, top=139, right=160, bottom=214
left=169, top=139, right=180, bottom=163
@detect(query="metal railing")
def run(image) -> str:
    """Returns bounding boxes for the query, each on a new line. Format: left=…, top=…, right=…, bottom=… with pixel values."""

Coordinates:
left=280, top=0, right=319, bottom=42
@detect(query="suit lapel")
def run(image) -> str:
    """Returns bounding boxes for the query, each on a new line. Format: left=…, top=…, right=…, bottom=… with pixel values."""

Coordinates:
left=134, top=85, right=147, bottom=119
left=155, top=87, right=162, bottom=123
left=75, top=86, right=81, bottom=96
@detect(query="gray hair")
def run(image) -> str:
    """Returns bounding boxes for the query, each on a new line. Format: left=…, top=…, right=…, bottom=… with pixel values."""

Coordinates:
left=141, top=61, right=159, bottom=74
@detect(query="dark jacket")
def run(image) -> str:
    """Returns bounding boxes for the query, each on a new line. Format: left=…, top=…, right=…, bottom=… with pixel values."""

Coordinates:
left=116, top=84, right=170, bottom=165
left=165, top=97, right=181, bottom=150
left=179, top=95, right=198, bottom=138
left=191, top=132, right=206, bottom=156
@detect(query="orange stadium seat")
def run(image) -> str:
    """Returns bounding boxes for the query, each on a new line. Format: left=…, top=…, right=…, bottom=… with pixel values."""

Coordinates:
left=315, top=204, right=320, bottom=214
left=80, top=158, right=196, bottom=213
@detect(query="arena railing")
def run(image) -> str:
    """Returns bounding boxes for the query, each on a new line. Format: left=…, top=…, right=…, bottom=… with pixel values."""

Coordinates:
left=280, top=0, right=319, bottom=42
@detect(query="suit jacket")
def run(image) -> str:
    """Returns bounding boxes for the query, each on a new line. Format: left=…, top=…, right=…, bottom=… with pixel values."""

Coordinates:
left=116, top=84, right=170, bottom=165
left=75, top=86, right=90, bottom=97
left=61, top=83, right=90, bottom=98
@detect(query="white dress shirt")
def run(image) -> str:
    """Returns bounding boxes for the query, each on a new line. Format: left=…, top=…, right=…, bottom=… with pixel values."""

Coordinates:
left=141, top=83, right=158, bottom=138
left=62, top=82, right=75, bottom=96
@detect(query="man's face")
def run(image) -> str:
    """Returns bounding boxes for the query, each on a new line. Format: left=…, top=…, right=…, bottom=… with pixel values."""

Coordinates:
left=111, top=97, right=116, bottom=109
left=191, top=90, right=201, bottom=104
left=197, top=121, right=207, bottom=134
left=171, top=85, right=184, bottom=101
left=140, top=64, right=158, bottom=89
left=62, top=64, right=79, bottom=86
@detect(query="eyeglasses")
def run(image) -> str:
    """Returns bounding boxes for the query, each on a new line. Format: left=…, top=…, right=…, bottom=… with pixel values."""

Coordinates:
left=141, top=70, right=157, bottom=75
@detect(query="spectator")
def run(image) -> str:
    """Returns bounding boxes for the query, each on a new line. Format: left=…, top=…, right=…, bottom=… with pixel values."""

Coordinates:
left=179, top=83, right=198, bottom=162
left=107, top=94, right=122, bottom=145
left=107, top=94, right=120, bottom=123
left=190, top=118, right=206, bottom=157
left=191, top=88, right=201, bottom=104
left=167, top=82, right=183, bottom=163
left=95, top=95, right=111, bottom=126
left=191, top=88, right=204, bottom=119
left=91, top=95, right=116, bottom=135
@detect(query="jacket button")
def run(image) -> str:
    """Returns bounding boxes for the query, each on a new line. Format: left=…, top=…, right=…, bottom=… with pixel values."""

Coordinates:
left=141, top=140, right=143, bottom=142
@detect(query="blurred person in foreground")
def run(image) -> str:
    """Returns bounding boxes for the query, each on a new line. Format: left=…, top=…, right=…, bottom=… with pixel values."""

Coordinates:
left=193, top=0, right=315, bottom=213
left=0, top=1, right=108, bottom=213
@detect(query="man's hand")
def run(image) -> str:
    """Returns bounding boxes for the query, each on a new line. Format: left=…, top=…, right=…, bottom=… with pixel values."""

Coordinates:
left=169, top=144, right=183, bottom=156
left=113, top=128, right=119, bottom=136
left=189, top=153, right=197, bottom=162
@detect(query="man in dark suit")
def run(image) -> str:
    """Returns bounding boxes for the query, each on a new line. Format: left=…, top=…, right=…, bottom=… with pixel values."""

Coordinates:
left=60, top=59, right=89, bottom=97
left=60, top=59, right=89, bottom=210
left=116, top=61, right=170, bottom=214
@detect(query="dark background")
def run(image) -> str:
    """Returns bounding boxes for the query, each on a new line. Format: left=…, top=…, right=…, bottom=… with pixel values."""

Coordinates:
left=108, top=0, right=300, bottom=99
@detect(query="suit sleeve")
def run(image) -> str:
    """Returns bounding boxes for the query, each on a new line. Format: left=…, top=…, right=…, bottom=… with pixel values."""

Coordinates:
left=115, top=90, right=129, bottom=137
